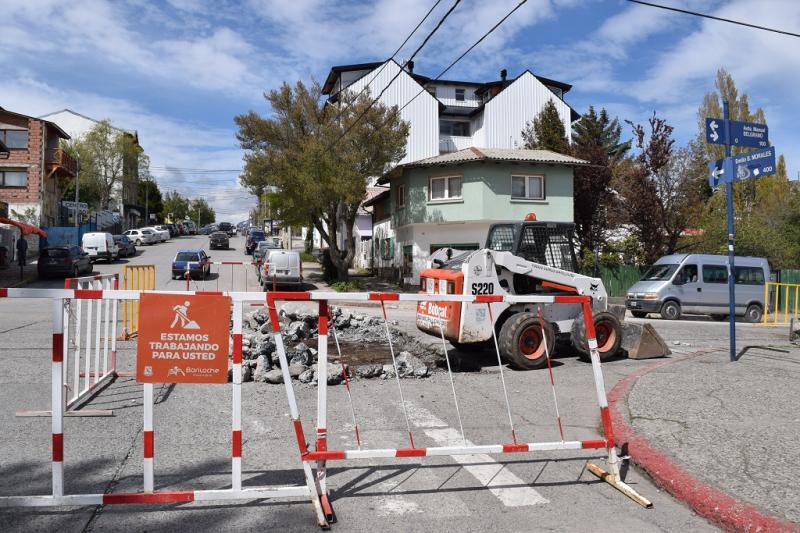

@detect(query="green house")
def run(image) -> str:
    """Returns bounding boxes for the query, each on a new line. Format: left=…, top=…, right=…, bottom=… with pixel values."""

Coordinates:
left=373, top=147, right=587, bottom=284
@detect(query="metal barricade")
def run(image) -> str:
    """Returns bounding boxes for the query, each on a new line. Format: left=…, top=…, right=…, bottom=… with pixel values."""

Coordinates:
left=120, top=264, right=156, bottom=339
left=762, top=282, right=800, bottom=325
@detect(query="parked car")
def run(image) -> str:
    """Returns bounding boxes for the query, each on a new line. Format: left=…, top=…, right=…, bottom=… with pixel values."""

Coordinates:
left=171, top=249, right=210, bottom=280
left=166, top=224, right=179, bottom=237
left=38, top=246, right=92, bottom=278
left=253, top=240, right=279, bottom=264
left=82, top=232, right=119, bottom=262
left=260, top=250, right=303, bottom=290
left=124, top=228, right=157, bottom=245
left=142, top=226, right=168, bottom=242
left=209, top=231, right=229, bottom=250
left=154, top=225, right=172, bottom=240
left=113, top=235, right=136, bottom=257
left=185, top=221, right=197, bottom=235
left=245, top=229, right=266, bottom=254
left=626, top=253, right=769, bottom=322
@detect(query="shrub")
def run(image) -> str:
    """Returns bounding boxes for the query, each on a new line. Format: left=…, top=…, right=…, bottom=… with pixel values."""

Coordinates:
left=329, top=280, right=362, bottom=292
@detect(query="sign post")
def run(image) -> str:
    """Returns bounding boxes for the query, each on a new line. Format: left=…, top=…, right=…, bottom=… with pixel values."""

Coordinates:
left=706, top=102, right=776, bottom=362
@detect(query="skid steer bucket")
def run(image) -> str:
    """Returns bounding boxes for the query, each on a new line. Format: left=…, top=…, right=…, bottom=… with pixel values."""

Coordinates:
left=621, top=322, right=671, bottom=359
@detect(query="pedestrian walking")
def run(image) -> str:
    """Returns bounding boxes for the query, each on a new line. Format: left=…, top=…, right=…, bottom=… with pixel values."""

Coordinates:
left=16, top=237, right=27, bottom=267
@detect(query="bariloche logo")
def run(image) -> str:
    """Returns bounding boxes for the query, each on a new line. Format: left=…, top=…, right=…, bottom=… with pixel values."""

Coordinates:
left=170, top=301, right=200, bottom=330
left=167, top=366, right=186, bottom=377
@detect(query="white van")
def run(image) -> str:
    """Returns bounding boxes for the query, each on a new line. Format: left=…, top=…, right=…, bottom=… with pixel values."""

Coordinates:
left=82, top=232, right=119, bottom=262
left=626, top=253, right=769, bottom=322
left=260, top=250, right=302, bottom=290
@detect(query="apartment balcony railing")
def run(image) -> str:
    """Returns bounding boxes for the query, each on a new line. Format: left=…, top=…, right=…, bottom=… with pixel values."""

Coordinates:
left=439, top=134, right=473, bottom=153
left=46, top=148, right=78, bottom=177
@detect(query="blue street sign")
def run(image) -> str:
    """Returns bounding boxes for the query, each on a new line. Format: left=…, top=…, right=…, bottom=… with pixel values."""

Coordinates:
left=706, top=118, right=725, bottom=144
left=708, top=157, right=733, bottom=187
left=706, top=117, right=769, bottom=148
left=729, top=120, right=768, bottom=148
left=732, top=146, right=776, bottom=181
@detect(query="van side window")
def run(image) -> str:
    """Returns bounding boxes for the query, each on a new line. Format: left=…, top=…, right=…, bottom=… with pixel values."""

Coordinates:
left=735, top=266, right=765, bottom=285
left=703, top=265, right=728, bottom=283
left=677, top=264, right=698, bottom=284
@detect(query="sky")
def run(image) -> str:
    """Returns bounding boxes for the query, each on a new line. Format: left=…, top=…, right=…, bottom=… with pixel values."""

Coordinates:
left=2, top=0, right=799, bottom=223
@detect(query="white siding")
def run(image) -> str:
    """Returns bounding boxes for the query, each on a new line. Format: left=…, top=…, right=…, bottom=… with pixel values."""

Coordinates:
left=483, top=71, right=572, bottom=149
left=345, top=60, right=439, bottom=164
left=431, top=84, right=481, bottom=108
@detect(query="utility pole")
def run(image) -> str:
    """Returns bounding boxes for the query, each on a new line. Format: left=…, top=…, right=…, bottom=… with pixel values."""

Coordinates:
left=145, top=180, right=149, bottom=225
left=74, top=160, right=80, bottom=246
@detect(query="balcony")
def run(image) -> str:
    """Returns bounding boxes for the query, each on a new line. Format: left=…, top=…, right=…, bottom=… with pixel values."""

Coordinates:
left=46, top=148, right=78, bottom=177
left=439, top=134, right=473, bottom=153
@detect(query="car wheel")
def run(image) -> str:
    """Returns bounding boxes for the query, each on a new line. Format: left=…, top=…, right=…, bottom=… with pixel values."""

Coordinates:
left=498, top=312, right=555, bottom=370
left=631, top=311, right=648, bottom=318
left=744, top=304, right=763, bottom=323
left=660, top=300, right=681, bottom=320
left=135, top=239, right=142, bottom=246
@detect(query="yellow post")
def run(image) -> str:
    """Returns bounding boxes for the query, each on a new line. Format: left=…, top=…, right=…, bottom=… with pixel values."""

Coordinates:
left=795, top=286, right=799, bottom=321
left=763, top=282, right=769, bottom=324
left=785, top=285, right=790, bottom=324
left=774, top=283, right=780, bottom=324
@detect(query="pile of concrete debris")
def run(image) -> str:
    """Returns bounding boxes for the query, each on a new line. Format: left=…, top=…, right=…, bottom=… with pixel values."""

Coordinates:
left=230, top=305, right=441, bottom=385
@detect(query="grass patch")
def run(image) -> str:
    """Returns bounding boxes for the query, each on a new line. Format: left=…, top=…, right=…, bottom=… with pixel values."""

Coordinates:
left=300, top=251, right=318, bottom=263
left=329, top=280, right=363, bottom=292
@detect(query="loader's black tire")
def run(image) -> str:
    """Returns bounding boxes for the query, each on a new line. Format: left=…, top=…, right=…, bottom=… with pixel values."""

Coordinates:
left=631, top=311, right=648, bottom=319
left=498, top=312, right=555, bottom=370
left=572, top=311, right=623, bottom=362
left=449, top=340, right=490, bottom=352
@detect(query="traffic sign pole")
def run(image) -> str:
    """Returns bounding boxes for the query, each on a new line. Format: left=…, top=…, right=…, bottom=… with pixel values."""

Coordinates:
left=724, top=100, right=737, bottom=362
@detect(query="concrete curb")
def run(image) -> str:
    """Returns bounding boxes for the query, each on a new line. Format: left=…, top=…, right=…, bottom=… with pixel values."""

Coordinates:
left=608, top=351, right=800, bottom=533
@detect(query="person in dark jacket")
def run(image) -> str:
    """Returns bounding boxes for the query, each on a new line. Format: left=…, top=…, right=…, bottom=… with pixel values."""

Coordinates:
left=16, top=237, right=27, bottom=267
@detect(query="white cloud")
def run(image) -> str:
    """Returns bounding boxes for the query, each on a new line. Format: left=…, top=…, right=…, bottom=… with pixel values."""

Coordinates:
left=0, top=76, right=255, bottom=223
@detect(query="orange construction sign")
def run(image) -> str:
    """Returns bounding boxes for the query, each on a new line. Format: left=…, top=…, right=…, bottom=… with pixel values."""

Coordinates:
left=137, top=293, right=231, bottom=384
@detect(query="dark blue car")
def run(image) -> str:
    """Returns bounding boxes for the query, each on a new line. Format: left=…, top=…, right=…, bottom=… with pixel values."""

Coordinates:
left=171, top=249, right=210, bottom=280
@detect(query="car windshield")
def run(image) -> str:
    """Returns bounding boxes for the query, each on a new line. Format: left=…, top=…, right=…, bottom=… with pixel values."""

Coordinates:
left=640, top=264, right=679, bottom=281
left=250, top=232, right=265, bottom=240
left=256, top=242, right=271, bottom=250
left=42, top=248, right=69, bottom=258
left=175, top=252, right=200, bottom=262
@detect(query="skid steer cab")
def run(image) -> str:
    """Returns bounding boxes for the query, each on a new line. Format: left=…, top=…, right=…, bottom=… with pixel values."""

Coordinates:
left=416, top=217, right=630, bottom=370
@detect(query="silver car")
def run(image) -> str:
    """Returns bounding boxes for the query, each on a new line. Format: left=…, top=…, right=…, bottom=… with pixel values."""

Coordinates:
left=625, top=253, right=769, bottom=322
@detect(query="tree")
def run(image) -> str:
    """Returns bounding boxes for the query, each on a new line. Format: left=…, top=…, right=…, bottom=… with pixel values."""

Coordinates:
left=613, top=112, right=701, bottom=264
left=693, top=69, right=800, bottom=268
left=137, top=179, right=163, bottom=223
left=521, top=100, right=569, bottom=153
left=188, top=198, right=215, bottom=226
left=162, top=190, right=190, bottom=222
left=571, top=107, right=630, bottom=255
left=236, top=81, right=409, bottom=279
left=72, top=120, right=142, bottom=210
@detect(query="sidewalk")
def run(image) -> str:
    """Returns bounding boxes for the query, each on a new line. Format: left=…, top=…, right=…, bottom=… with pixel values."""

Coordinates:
left=0, top=263, right=37, bottom=288
left=610, top=346, right=800, bottom=531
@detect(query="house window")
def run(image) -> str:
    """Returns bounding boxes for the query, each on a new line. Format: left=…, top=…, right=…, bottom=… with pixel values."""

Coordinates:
left=0, top=129, right=29, bottom=150
left=511, top=175, right=545, bottom=200
left=455, top=88, right=465, bottom=101
left=381, top=238, right=394, bottom=260
left=396, top=184, right=405, bottom=208
left=439, top=120, right=470, bottom=136
left=0, top=170, right=28, bottom=187
left=429, top=176, right=462, bottom=201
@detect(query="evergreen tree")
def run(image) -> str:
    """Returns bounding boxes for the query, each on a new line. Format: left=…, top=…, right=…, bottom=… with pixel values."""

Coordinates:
left=571, top=107, right=630, bottom=255
left=521, top=100, right=569, bottom=153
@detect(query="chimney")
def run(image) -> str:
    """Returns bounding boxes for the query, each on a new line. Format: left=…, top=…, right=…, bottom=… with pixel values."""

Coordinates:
left=500, top=69, right=507, bottom=81
left=407, top=60, right=414, bottom=74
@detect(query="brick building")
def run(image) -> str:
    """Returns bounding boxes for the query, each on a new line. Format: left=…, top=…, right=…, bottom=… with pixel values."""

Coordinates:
left=0, top=106, right=77, bottom=228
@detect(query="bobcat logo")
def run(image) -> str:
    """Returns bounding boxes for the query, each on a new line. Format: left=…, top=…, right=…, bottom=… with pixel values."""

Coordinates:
left=590, top=282, right=599, bottom=292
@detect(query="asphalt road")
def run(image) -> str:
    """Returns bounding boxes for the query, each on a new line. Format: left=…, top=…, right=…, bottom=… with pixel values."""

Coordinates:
left=1, top=234, right=786, bottom=532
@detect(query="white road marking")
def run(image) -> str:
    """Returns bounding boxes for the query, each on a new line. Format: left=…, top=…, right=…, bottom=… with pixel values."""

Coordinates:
left=405, top=402, right=549, bottom=507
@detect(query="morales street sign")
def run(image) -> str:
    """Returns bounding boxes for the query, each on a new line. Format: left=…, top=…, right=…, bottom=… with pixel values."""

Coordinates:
left=137, top=293, right=231, bottom=384
left=705, top=117, right=769, bottom=148
left=732, top=146, right=776, bottom=181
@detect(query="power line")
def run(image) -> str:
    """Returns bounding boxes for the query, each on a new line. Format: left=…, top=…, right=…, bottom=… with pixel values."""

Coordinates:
left=330, top=0, right=462, bottom=149
left=627, top=0, right=800, bottom=38
left=329, top=0, right=444, bottom=120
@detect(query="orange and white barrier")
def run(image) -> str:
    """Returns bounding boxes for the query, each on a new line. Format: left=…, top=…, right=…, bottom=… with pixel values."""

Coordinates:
left=0, top=287, right=649, bottom=525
